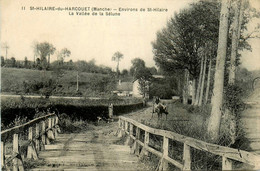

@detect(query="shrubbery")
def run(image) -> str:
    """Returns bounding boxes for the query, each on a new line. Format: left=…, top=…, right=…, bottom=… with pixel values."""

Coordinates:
left=1, top=97, right=143, bottom=129
left=149, top=77, right=178, bottom=99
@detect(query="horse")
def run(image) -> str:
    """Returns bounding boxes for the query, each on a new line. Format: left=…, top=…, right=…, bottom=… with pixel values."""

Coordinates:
left=154, top=103, right=168, bottom=120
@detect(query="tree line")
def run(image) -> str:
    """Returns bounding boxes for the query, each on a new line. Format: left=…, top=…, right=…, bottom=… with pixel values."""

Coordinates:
left=152, top=0, right=259, bottom=142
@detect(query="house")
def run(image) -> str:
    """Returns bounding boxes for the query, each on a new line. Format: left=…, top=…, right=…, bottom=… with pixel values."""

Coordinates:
left=132, top=80, right=145, bottom=98
left=113, top=80, right=133, bottom=97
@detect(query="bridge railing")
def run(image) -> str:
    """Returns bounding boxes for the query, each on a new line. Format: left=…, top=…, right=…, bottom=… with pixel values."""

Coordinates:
left=118, top=116, right=260, bottom=170
left=1, top=113, right=59, bottom=171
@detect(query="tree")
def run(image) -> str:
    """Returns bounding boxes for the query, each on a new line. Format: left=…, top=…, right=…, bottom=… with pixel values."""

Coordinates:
left=58, top=48, right=71, bottom=64
left=36, top=58, right=41, bottom=69
left=130, top=58, right=146, bottom=76
left=34, top=42, right=56, bottom=69
left=207, top=0, right=231, bottom=141
left=10, top=57, right=16, bottom=67
left=130, top=58, right=152, bottom=98
left=204, top=56, right=212, bottom=104
left=24, top=56, right=28, bottom=68
left=198, top=53, right=208, bottom=106
left=121, top=69, right=129, bottom=77
left=1, top=56, right=5, bottom=66
left=148, top=67, right=158, bottom=75
left=152, top=1, right=221, bottom=104
left=112, top=51, right=123, bottom=76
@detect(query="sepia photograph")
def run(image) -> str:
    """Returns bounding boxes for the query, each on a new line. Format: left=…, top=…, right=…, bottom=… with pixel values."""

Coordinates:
left=1, top=0, right=260, bottom=170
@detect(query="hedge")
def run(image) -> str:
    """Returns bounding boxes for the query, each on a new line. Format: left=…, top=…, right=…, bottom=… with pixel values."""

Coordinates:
left=1, top=102, right=144, bottom=127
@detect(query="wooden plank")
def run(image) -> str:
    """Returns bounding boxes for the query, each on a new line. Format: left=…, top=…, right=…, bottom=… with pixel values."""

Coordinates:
left=129, top=123, right=134, bottom=145
left=109, top=104, right=113, bottom=118
left=222, top=156, right=232, bottom=170
left=41, top=120, right=46, bottom=146
left=1, top=113, right=56, bottom=136
left=162, top=136, right=169, bottom=170
left=183, top=143, right=191, bottom=170
left=48, top=118, right=52, bottom=129
left=13, top=134, right=19, bottom=171
left=143, top=131, right=149, bottom=155
left=118, top=118, right=121, bottom=128
left=137, top=137, right=182, bottom=169
left=164, top=156, right=183, bottom=169
left=55, top=116, right=59, bottom=137
left=35, top=123, right=40, bottom=151
left=144, top=143, right=162, bottom=158
left=135, top=127, right=140, bottom=155
left=27, top=127, right=33, bottom=159
left=125, top=121, right=128, bottom=133
left=1, top=141, right=5, bottom=167
left=46, top=118, right=52, bottom=145
left=52, top=117, right=56, bottom=138
left=119, top=116, right=260, bottom=166
left=55, top=116, right=59, bottom=125
left=24, top=127, right=38, bottom=160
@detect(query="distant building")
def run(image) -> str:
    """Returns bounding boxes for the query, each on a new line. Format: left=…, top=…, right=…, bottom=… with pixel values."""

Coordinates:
left=113, top=75, right=165, bottom=98
left=132, top=80, right=144, bottom=98
left=113, top=80, right=133, bottom=97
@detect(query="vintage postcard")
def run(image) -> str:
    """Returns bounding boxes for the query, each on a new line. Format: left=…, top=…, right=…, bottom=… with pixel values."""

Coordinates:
left=1, top=0, right=260, bottom=170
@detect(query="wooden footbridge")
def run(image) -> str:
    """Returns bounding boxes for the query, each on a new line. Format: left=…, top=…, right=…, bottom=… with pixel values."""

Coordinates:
left=1, top=113, right=260, bottom=170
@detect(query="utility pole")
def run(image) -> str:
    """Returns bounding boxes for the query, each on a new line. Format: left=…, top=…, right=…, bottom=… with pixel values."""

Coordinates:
left=2, top=43, right=9, bottom=60
left=76, top=71, right=79, bottom=92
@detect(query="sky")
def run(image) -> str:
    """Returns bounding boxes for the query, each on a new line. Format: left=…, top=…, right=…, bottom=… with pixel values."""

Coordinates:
left=0, top=0, right=260, bottom=71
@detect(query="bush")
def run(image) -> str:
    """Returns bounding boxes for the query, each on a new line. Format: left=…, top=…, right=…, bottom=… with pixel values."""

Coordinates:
left=150, top=83, right=173, bottom=99
left=1, top=97, right=144, bottom=128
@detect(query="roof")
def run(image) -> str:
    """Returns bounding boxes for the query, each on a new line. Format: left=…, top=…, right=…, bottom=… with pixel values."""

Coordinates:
left=132, top=75, right=165, bottom=82
left=152, top=75, right=164, bottom=78
left=116, top=82, right=133, bottom=91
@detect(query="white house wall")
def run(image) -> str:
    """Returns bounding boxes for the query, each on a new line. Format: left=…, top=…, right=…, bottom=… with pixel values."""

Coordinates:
left=132, top=80, right=142, bottom=98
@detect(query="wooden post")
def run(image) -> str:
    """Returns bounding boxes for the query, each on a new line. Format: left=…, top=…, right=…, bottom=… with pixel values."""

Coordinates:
left=1, top=141, right=5, bottom=168
left=118, top=118, right=121, bottom=128
left=129, top=123, right=134, bottom=145
left=135, top=127, right=140, bottom=155
left=162, top=136, right=169, bottom=170
left=222, top=156, right=232, bottom=170
left=183, top=143, right=191, bottom=170
left=41, top=120, right=46, bottom=149
left=35, top=123, right=40, bottom=151
left=49, top=117, right=52, bottom=129
left=52, top=117, right=56, bottom=138
left=27, top=127, right=33, bottom=159
left=13, top=134, right=19, bottom=171
left=141, top=131, right=149, bottom=156
left=143, top=98, right=146, bottom=107
left=144, top=131, right=149, bottom=155
left=55, top=116, right=59, bottom=136
left=121, top=120, right=125, bottom=137
left=46, top=118, right=52, bottom=144
left=125, top=121, right=128, bottom=133
left=124, top=121, right=130, bottom=145
left=27, top=127, right=38, bottom=160
left=109, top=104, right=113, bottom=118
left=117, top=118, right=122, bottom=138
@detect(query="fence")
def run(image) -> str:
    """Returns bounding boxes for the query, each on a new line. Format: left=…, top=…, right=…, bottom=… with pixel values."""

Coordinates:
left=1, top=113, right=59, bottom=171
left=118, top=116, right=260, bottom=170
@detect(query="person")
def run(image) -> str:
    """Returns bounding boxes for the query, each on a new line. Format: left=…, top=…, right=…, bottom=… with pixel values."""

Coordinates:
left=154, top=97, right=167, bottom=113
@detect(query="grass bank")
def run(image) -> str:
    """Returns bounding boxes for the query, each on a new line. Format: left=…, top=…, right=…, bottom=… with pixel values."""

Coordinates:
left=124, top=100, right=251, bottom=170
